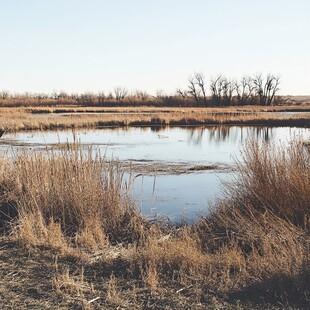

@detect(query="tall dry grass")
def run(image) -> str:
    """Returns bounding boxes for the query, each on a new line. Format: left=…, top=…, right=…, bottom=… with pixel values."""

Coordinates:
left=134, top=140, right=309, bottom=302
left=0, top=144, right=146, bottom=250
left=198, top=140, right=310, bottom=246
left=190, top=140, right=310, bottom=298
left=0, top=106, right=309, bottom=132
left=235, top=140, right=309, bottom=227
left=0, top=139, right=309, bottom=306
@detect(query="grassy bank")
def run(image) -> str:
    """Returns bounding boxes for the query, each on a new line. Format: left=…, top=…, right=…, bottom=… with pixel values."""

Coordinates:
left=0, top=105, right=310, bottom=132
left=0, top=141, right=309, bottom=309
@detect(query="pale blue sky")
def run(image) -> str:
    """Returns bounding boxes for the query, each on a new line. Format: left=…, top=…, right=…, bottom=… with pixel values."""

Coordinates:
left=0, top=0, right=309, bottom=95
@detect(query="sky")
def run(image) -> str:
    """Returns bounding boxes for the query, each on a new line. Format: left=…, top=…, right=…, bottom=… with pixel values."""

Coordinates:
left=0, top=0, right=309, bottom=95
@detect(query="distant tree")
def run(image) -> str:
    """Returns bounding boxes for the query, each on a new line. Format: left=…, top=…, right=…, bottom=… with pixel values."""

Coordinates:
left=51, top=90, right=68, bottom=101
left=97, top=92, right=106, bottom=105
left=154, top=90, right=178, bottom=106
left=221, top=77, right=235, bottom=106
left=135, top=90, right=149, bottom=102
left=58, top=91, right=69, bottom=100
left=210, top=75, right=223, bottom=105
left=210, top=76, right=237, bottom=106
left=51, top=90, right=59, bottom=100
left=194, top=73, right=207, bottom=105
left=35, top=93, right=48, bottom=102
left=176, top=88, right=188, bottom=99
left=154, top=90, right=164, bottom=105
left=114, top=87, right=128, bottom=101
left=70, top=93, right=80, bottom=103
left=79, top=92, right=96, bottom=105
left=235, top=76, right=256, bottom=105
left=253, top=74, right=280, bottom=106
left=107, top=92, right=114, bottom=100
left=0, top=90, right=10, bottom=100
left=188, top=76, right=200, bottom=105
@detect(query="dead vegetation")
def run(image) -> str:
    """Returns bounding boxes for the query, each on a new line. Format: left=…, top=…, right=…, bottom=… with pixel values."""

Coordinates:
left=0, top=74, right=307, bottom=108
left=0, top=105, right=309, bottom=133
left=0, top=141, right=309, bottom=309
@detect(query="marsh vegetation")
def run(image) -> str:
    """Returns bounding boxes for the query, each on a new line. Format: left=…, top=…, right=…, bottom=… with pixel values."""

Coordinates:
left=0, top=139, right=309, bottom=309
left=0, top=105, right=309, bottom=133
left=1, top=125, right=309, bottom=223
left=0, top=76, right=309, bottom=308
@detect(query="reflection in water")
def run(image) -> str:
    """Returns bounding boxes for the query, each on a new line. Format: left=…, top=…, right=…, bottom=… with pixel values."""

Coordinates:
left=150, top=126, right=167, bottom=132
left=188, top=126, right=274, bottom=145
left=131, top=172, right=233, bottom=223
left=187, top=127, right=204, bottom=145
left=255, top=127, right=271, bottom=142
left=94, top=125, right=278, bottom=145
left=1, top=125, right=309, bottom=222
left=1, top=126, right=308, bottom=166
left=208, top=126, right=232, bottom=143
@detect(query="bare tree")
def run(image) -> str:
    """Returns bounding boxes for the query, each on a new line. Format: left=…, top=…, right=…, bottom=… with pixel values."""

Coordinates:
left=210, top=76, right=237, bottom=106
left=97, top=92, right=106, bottom=105
left=58, top=91, right=69, bottom=100
left=79, top=92, right=96, bottom=105
left=107, top=92, right=114, bottom=100
left=194, top=73, right=207, bottom=105
left=253, top=74, right=264, bottom=105
left=70, top=93, right=80, bottom=103
left=51, top=90, right=68, bottom=101
left=135, top=90, right=149, bottom=102
left=265, top=74, right=280, bottom=106
left=114, top=87, right=128, bottom=101
left=51, top=90, right=59, bottom=100
left=210, top=75, right=223, bottom=105
left=253, top=74, right=280, bottom=106
left=235, top=76, right=256, bottom=105
left=176, top=88, right=188, bottom=99
left=154, top=90, right=164, bottom=105
left=154, top=90, right=177, bottom=106
left=35, top=93, right=48, bottom=102
left=0, top=90, right=9, bottom=100
left=188, top=77, right=200, bottom=105
left=221, top=78, right=236, bottom=106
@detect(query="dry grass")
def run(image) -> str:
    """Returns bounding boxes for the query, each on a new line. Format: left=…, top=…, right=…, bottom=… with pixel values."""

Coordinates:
left=0, top=105, right=309, bottom=132
left=0, top=140, right=309, bottom=308
left=0, top=144, right=146, bottom=249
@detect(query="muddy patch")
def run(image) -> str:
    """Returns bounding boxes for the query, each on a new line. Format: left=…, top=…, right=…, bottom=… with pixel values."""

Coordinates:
left=119, top=160, right=233, bottom=175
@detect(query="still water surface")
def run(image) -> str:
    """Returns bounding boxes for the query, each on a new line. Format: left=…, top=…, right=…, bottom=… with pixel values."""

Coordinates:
left=2, top=126, right=309, bottom=222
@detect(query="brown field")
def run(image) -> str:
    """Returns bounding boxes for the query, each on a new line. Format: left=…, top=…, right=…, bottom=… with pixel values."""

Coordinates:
left=0, top=104, right=310, bottom=132
left=0, top=99, right=309, bottom=308
left=0, top=141, right=309, bottom=309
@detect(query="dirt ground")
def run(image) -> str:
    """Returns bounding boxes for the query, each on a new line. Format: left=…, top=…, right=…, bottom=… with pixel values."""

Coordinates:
left=1, top=237, right=307, bottom=310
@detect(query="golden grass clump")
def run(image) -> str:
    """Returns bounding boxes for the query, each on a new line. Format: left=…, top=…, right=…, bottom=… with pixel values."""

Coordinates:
left=135, top=227, right=207, bottom=290
left=0, top=144, right=146, bottom=251
left=231, top=140, right=309, bottom=228
left=192, top=140, right=309, bottom=294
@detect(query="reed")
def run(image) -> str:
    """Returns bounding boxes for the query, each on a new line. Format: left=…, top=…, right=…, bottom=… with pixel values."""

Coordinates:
left=0, top=144, right=146, bottom=250
left=0, top=140, right=309, bottom=308
left=0, top=105, right=309, bottom=132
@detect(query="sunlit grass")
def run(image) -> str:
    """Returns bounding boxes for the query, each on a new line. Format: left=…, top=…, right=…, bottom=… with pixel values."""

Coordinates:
left=0, top=140, right=309, bottom=307
left=0, top=105, right=309, bottom=132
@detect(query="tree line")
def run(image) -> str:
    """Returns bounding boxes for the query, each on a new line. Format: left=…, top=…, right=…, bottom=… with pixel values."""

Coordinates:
left=180, top=73, right=280, bottom=106
left=0, top=73, right=280, bottom=107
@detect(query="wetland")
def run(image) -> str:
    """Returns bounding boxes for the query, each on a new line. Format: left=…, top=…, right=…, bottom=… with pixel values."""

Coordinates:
left=1, top=125, right=308, bottom=222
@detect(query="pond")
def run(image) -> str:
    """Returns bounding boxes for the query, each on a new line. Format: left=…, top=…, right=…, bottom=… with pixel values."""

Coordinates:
left=1, top=126, right=309, bottom=222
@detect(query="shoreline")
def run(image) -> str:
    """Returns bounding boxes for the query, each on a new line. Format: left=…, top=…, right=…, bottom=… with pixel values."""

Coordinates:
left=1, top=111, right=310, bottom=133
